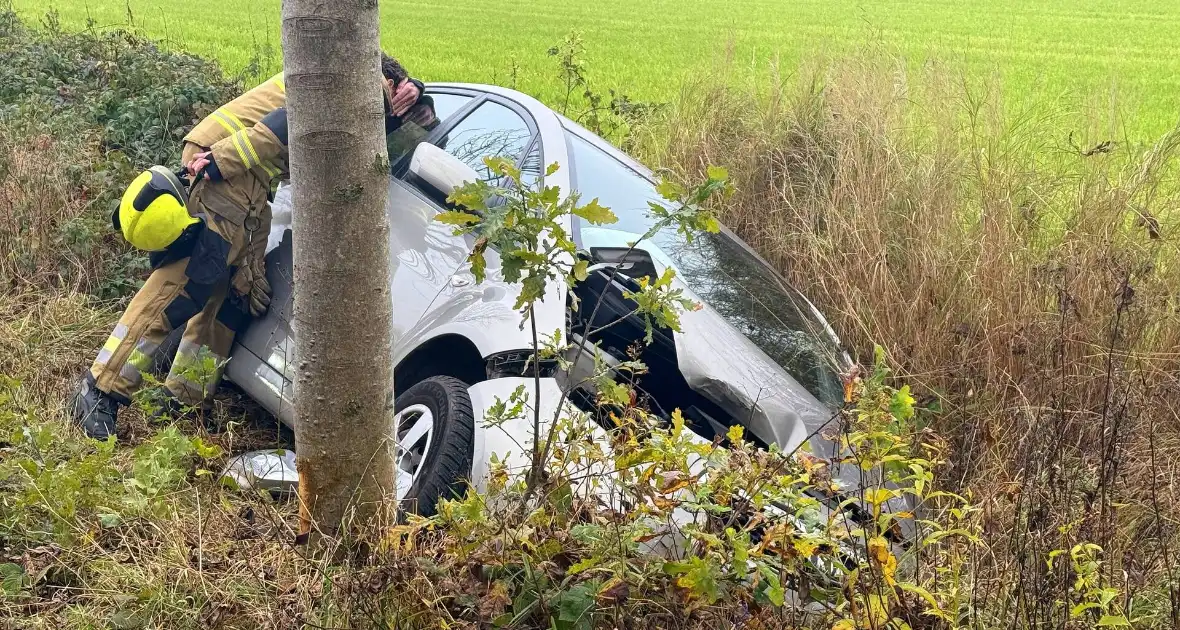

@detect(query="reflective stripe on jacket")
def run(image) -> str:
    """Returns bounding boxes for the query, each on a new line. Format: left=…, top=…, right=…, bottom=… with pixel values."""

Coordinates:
left=184, top=73, right=289, bottom=185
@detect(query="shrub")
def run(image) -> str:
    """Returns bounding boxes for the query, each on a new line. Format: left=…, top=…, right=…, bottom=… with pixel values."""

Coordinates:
left=0, top=8, right=240, bottom=297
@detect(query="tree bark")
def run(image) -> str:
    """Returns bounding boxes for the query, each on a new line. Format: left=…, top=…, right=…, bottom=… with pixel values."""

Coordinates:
left=282, top=0, right=395, bottom=541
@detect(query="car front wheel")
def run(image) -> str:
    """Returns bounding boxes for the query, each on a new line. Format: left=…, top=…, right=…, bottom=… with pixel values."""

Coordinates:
left=393, top=376, right=476, bottom=516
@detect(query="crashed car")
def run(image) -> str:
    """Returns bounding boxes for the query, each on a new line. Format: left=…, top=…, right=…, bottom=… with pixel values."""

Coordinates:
left=205, top=83, right=852, bottom=514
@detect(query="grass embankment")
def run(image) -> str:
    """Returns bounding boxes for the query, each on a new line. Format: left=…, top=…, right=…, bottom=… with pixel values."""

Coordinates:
left=11, top=0, right=1180, bottom=138
left=2, top=8, right=1180, bottom=630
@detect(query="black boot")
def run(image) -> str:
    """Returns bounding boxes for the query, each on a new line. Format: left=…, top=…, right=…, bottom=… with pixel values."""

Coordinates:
left=70, top=375, right=121, bottom=440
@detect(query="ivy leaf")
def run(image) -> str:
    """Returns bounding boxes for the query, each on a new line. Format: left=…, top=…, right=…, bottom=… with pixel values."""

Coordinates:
left=436, top=210, right=482, bottom=226
left=572, top=198, right=617, bottom=225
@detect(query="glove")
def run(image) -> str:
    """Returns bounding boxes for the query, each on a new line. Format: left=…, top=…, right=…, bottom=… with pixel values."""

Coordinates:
left=230, top=209, right=272, bottom=318
left=231, top=263, right=271, bottom=317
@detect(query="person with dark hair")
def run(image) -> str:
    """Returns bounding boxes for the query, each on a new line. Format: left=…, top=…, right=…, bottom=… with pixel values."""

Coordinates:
left=70, top=52, right=427, bottom=440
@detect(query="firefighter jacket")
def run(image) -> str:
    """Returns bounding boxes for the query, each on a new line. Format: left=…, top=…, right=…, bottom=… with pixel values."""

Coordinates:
left=183, top=71, right=426, bottom=188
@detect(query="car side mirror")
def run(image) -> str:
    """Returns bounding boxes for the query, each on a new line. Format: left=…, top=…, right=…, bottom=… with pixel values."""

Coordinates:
left=408, top=142, right=480, bottom=201
left=589, top=247, right=659, bottom=282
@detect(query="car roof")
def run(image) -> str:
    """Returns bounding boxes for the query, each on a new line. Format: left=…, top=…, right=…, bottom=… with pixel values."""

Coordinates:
left=425, top=82, right=553, bottom=118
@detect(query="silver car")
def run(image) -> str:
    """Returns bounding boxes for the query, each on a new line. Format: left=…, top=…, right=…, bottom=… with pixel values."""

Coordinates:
left=212, top=83, right=851, bottom=515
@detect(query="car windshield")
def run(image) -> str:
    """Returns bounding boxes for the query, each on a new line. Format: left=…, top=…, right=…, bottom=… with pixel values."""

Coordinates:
left=565, top=130, right=847, bottom=407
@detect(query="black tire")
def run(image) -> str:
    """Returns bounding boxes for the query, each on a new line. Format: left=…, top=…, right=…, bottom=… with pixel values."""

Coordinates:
left=396, top=376, right=475, bottom=517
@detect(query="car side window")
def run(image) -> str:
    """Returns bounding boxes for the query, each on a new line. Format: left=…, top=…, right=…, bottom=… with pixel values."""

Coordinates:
left=385, top=92, right=473, bottom=166
left=435, top=101, right=532, bottom=182
left=427, top=93, right=474, bottom=122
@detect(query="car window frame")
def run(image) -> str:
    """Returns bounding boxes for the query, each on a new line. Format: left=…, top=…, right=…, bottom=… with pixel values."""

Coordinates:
left=392, top=88, right=541, bottom=185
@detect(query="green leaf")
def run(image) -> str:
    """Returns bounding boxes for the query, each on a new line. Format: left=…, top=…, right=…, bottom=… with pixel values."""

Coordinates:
left=0, top=563, right=27, bottom=595
left=110, top=610, right=144, bottom=630
left=191, top=437, right=223, bottom=459
left=469, top=251, right=487, bottom=283
left=1097, top=615, right=1131, bottom=627
left=890, top=385, right=916, bottom=421
left=513, top=274, right=548, bottom=310
left=99, top=512, right=122, bottom=528
left=571, top=260, right=589, bottom=282
left=655, top=179, right=683, bottom=201
left=568, top=557, right=600, bottom=576
left=665, top=557, right=723, bottom=603
left=572, top=198, right=617, bottom=225
left=555, top=582, right=597, bottom=627
left=898, top=583, right=948, bottom=619
left=436, top=210, right=482, bottom=226
left=546, top=162, right=561, bottom=176
left=706, top=165, right=729, bottom=182
left=552, top=482, right=574, bottom=513
left=765, top=579, right=785, bottom=607
left=1072, top=602, right=1103, bottom=617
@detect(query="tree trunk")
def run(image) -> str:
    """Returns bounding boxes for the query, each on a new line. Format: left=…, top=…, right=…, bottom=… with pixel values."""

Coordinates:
left=282, top=0, right=395, bottom=541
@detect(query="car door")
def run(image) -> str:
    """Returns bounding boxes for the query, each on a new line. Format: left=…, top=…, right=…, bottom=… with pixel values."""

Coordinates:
left=225, top=90, right=479, bottom=418
left=227, top=89, right=541, bottom=421
left=388, top=95, right=541, bottom=361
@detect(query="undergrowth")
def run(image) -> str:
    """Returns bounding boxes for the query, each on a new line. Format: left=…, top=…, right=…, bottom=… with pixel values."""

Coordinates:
left=640, top=49, right=1180, bottom=627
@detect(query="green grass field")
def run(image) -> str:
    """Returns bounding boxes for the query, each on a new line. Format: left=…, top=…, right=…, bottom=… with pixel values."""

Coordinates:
left=14, top=0, right=1180, bottom=137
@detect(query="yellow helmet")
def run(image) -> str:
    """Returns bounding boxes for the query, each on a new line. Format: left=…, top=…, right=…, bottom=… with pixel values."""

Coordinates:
left=114, top=166, right=199, bottom=252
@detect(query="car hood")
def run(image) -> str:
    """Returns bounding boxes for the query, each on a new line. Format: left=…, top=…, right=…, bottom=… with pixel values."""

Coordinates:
left=674, top=293, right=835, bottom=453
left=579, top=227, right=840, bottom=455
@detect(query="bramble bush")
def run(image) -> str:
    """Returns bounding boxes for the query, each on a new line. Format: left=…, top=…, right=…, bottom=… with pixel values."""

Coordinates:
left=0, top=7, right=240, bottom=297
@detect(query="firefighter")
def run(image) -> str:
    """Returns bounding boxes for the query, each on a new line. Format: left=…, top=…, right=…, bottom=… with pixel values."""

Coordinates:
left=71, top=54, right=431, bottom=440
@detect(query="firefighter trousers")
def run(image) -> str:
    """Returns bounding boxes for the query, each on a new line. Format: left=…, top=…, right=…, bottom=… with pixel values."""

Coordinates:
left=90, top=168, right=271, bottom=406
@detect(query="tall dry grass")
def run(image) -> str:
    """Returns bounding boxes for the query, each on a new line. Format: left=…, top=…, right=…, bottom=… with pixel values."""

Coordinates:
left=642, top=52, right=1180, bottom=625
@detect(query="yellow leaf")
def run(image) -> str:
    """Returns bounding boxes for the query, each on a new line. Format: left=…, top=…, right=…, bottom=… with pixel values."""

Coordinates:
left=864, top=487, right=895, bottom=506
left=652, top=496, right=679, bottom=510
left=832, top=621, right=856, bottom=630
left=858, top=593, right=891, bottom=629
left=792, top=536, right=819, bottom=558
left=868, top=536, right=898, bottom=587
left=671, top=408, right=685, bottom=439
left=726, top=424, right=744, bottom=444
left=659, top=471, right=691, bottom=495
